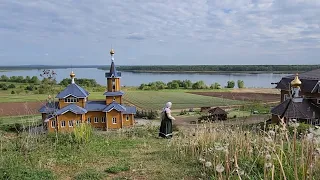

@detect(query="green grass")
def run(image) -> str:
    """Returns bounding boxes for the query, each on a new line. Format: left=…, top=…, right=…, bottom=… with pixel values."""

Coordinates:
left=227, top=110, right=251, bottom=119
left=123, top=90, right=244, bottom=110
left=0, top=125, right=202, bottom=180
left=0, top=89, right=244, bottom=111
left=0, top=115, right=41, bottom=125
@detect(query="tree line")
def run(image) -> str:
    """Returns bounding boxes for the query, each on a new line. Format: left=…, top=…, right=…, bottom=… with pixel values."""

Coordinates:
left=0, top=75, right=102, bottom=94
left=138, top=79, right=244, bottom=90
left=100, top=65, right=320, bottom=72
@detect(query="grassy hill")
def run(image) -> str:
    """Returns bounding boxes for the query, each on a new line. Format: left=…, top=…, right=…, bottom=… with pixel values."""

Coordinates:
left=1, top=121, right=320, bottom=179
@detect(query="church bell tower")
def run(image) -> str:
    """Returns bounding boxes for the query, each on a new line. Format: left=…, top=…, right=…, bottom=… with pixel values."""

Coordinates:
left=104, top=49, right=124, bottom=104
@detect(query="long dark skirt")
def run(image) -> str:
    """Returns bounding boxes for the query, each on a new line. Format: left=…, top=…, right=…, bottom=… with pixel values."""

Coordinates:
left=159, top=118, right=173, bottom=139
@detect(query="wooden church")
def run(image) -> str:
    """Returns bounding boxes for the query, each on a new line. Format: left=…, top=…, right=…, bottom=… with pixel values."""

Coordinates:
left=39, top=49, right=136, bottom=132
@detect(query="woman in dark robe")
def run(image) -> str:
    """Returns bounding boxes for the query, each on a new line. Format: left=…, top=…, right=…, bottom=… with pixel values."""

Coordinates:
left=159, top=102, right=175, bottom=139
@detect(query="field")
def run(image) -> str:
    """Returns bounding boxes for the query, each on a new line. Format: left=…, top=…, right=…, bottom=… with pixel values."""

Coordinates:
left=188, top=91, right=279, bottom=102
left=0, top=90, right=247, bottom=116
left=123, top=90, right=244, bottom=110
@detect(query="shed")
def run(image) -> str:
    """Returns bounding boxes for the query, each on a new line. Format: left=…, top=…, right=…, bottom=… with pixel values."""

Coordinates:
left=207, top=107, right=228, bottom=121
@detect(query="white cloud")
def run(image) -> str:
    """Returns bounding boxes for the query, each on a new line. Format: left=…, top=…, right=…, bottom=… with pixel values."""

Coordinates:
left=0, top=0, right=319, bottom=65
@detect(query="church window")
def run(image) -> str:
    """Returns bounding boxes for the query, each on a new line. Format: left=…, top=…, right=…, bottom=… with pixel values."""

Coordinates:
left=76, top=120, right=81, bottom=126
left=69, top=120, right=73, bottom=127
left=112, top=79, right=115, bottom=91
left=87, top=118, right=91, bottom=123
left=284, top=94, right=289, bottom=101
left=101, top=117, right=106, bottom=123
left=51, top=120, right=56, bottom=128
left=113, top=96, right=116, bottom=101
left=317, top=98, right=320, bottom=104
left=61, top=120, right=66, bottom=127
left=94, top=117, right=99, bottom=123
left=126, top=115, right=129, bottom=121
left=112, top=117, right=117, bottom=124
left=64, top=96, right=79, bottom=103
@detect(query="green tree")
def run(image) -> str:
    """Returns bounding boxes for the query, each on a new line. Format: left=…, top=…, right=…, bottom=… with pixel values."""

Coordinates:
left=210, top=82, right=221, bottom=89
left=8, top=84, right=16, bottom=89
left=0, top=75, right=9, bottom=82
left=30, top=76, right=40, bottom=84
left=237, top=80, right=244, bottom=88
left=192, top=80, right=207, bottom=89
left=182, top=80, right=192, bottom=89
left=226, top=80, right=235, bottom=88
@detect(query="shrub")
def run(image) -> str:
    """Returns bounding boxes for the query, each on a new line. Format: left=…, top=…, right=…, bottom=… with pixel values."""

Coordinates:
left=210, top=82, right=221, bottom=89
left=1, top=84, right=8, bottom=90
left=8, top=84, right=16, bottom=89
left=73, top=123, right=93, bottom=143
left=11, top=90, right=15, bottom=94
left=237, top=80, right=245, bottom=88
left=226, top=80, right=235, bottom=88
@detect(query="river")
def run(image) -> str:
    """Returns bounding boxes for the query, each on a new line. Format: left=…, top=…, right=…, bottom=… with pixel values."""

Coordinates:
left=0, top=68, right=290, bottom=88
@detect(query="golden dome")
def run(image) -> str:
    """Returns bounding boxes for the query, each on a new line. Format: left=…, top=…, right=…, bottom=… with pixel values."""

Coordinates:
left=70, top=71, right=76, bottom=78
left=110, top=48, right=115, bottom=55
left=291, top=73, right=302, bottom=87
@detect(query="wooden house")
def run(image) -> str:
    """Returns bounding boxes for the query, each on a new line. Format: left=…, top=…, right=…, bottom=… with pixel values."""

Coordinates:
left=39, top=49, right=137, bottom=132
left=271, top=69, right=320, bottom=125
left=199, top=107, right=228, bottom=122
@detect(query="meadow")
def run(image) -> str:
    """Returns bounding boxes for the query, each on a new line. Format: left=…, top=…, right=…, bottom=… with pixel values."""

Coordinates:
left=0, top=89, right=244, bottom=110
left=1, top=120, right=320, bottom=180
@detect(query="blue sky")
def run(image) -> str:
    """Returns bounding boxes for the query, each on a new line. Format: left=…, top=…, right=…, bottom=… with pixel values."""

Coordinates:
left=0, top=0, right=320, bottom=65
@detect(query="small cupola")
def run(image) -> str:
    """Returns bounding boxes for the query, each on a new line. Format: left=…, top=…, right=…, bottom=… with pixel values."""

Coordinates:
left=70, top=71, right=76, bottom=84
left=291, top=73, right=302, bottom=88
left=291, top=73, right=303, bottom=101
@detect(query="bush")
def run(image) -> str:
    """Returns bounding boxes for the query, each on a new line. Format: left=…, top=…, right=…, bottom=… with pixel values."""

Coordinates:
left=11, top=90, right=15, bottom=94
left=226, top=80, right=235, bottom=88
left=1, top=84, right=8, bottom=90
left=237, top=80, right=245, bottom=88
left=210, top=82, right=221, bottom=89
left=8, top=84, right=16, bottom=89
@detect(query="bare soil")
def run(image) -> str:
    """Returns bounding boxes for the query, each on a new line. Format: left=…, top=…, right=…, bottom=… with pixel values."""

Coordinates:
left=0, top=102, right=43, bottom=116
left=188, top=91, right=280, bottom=102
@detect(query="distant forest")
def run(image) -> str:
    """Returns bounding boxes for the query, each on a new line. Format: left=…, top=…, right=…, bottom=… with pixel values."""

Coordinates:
left=1, top=64, right=320, bottom=73
left=107, top=65, right=320, bottom=73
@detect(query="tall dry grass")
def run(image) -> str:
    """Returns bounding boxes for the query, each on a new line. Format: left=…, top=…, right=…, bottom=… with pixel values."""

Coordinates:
left=169, top=120, right=320, bottom=179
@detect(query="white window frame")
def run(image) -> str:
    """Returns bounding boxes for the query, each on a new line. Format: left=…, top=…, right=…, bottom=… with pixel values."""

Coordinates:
left=51, top=120, right=56, bottom=128
left=87, top=117, right=91, bottom=123
left=94, top=117, right=99, bottom=123
left=64, top=96, right=79, bottom=103
left=76, top=120, right=81, bottom=126
left=126, top=115, right=129, bottom=121
left=69, top=120, right=73, bottom=127
left=317, top=98, right=320, bottom=104
left=101, top=117, right=106, bottom=123
left=284, top=94, right=289, bottom=101
left=61, top=120, right=66, bottom=127
left=112, top=117, right=117, bottom=124
left=113, top=96, right=116, bottom=101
